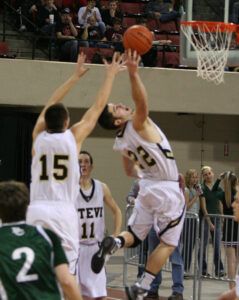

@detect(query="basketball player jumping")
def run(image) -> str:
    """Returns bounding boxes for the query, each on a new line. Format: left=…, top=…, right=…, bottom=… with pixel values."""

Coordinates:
left=27, top=52, right=125, bottom=275
left=91, top=49, right=185, bottom=300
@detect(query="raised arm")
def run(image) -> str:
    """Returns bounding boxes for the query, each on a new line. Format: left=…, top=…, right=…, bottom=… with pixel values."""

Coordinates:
left=71, top=52, right=125, bottom=151
left=102, top=182, right=122, bottom=236
left=125, top=49, right=149, bottom=131
left=32, top=53, right=88, bottom=143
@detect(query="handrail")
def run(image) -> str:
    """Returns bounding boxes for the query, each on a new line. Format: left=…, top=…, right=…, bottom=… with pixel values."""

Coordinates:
left=2, top=0, right=56, bottom=60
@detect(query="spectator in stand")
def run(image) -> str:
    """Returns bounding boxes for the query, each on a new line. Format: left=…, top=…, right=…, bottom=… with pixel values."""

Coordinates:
left=218, top=187, right=239, bottom=300
left=78, top=0, right=106, bottom=36
left=199, top=166, right=225, bottom=277
left=136, top=17, right=172, bottom=67
left=217, top=172, right=238, bottom=289
left=56, top=8, right=82, bottom=62
left=103, top=18, right=124, bottom=51
left=80, top=15, right=104, bottom=47
left=181, top=169, right=202, bottom=276
left=14, top=0, right=45, bottom=31
left=35, top=0, right=59, bottom=34
left=101, top=0, right=123, bottom=29
left=145, top=0, right=181, bottom=23
left=232, top=1, right=239, bottom=23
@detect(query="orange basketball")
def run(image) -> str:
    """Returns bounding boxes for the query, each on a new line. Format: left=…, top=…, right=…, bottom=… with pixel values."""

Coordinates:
left=123, top=25, right=153, bottom=55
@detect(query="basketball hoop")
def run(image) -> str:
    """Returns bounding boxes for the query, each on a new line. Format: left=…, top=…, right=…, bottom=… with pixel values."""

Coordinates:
left=180, top=21, right=238, bottom=85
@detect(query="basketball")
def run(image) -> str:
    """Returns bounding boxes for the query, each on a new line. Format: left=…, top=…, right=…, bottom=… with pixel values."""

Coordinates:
left=123, top=25, right=153, bottom=55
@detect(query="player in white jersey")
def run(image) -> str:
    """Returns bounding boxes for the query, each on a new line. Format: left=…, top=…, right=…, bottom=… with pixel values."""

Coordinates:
left=77, top=151, right=122, bottom=300
left=91, top=50, right=185, bottom=300
left=27, top=52, right=126, bottom=274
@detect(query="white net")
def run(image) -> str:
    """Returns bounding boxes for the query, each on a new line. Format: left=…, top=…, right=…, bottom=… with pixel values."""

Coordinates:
left=181, top=22, right=235, bottom=85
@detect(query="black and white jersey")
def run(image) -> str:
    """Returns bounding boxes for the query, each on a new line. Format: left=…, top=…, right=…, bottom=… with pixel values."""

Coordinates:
left=113, top=120, right=179, bottom=181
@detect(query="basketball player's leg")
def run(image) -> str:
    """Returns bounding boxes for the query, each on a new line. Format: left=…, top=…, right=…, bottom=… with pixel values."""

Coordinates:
left=91, top=203, right=153, bottom=274
left=124, top=205, right=185, bottom=300
left=80, top=244, right=107, bottom=299
left=145, top=241, right=175, bottom=274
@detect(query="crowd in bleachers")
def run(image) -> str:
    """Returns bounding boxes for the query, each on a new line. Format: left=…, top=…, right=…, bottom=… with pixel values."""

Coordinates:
left=7, top=0, right=183, bottom=66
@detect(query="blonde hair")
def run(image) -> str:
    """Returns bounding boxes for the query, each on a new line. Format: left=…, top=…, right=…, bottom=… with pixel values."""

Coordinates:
left=185, top=169, right=198, bottom=188
left=201, top=165, right=212, bottom=175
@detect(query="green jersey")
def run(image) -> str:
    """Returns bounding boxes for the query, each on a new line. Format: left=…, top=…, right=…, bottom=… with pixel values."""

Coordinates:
left=0, top=222, right=68, bottom=300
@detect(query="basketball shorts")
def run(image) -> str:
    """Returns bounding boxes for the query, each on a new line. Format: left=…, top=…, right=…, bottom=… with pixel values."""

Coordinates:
left=78, top=243, right=107, bottom=298
left=26, top=201, right=79, bottom=274
left=128, top=180, right=185, bottom=247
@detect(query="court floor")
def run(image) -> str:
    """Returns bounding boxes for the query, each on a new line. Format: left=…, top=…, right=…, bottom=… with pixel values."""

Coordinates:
left=105, top=250, right=229, bottom=300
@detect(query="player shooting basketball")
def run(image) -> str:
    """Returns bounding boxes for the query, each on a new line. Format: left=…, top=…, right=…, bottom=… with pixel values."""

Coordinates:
left=91, top=49, right=186, bottom=300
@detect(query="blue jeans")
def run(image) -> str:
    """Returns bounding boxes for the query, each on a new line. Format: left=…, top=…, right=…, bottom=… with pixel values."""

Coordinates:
left=148, top=227, right=184, bottom=294
left=199, top=217, right=224, bottom=275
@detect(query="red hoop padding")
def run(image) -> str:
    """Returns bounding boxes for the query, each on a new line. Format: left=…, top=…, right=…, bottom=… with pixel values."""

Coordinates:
left=181, top=21, right=238, bottom=33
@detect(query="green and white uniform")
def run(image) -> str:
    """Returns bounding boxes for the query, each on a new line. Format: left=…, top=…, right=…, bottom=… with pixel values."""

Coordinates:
left=0, top=222, right=67, bottom=300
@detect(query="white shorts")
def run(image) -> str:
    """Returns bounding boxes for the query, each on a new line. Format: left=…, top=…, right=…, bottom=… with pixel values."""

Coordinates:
left=128, top=180, right=185, bottom=246
left=78, top=243, right=107, bottom=298
left=26, top=201, right=79, bottom=274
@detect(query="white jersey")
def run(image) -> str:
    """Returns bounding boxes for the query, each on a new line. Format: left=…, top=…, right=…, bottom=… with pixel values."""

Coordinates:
left=30, top=130, right=80, bottom=205
left=76, top=179, right=105, bottom=244
left=113, top=120, right=179, bottom=181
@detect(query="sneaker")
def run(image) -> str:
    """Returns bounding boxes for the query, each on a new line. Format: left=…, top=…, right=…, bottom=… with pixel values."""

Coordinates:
left=91, top=236, right=116, bottom=274
left=215, top=271, right=226, bottom=278
left=168, top=292, right=184, bottom=300
left=125, top=283, right=148, bottom=300
left=144, top=291, right=159, bottom=300
left=202, top=271, right=211, bottom=277
left=183, top=272, right=191, bottom=279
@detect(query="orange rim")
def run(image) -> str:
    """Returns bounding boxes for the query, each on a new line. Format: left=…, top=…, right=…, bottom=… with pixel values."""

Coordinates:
left=181, top=21, right=238, bottom=32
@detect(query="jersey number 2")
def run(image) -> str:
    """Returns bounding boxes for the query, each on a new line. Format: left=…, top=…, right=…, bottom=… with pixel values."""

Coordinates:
left=12, top=247, right=39, bottom=283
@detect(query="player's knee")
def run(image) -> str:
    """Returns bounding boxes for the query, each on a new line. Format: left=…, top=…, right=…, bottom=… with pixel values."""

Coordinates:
left=127, top=226, right=142, bottom=248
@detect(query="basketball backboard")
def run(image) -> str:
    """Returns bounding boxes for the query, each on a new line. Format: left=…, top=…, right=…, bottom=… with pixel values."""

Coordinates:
left=180, top=0, right=239, bottom=67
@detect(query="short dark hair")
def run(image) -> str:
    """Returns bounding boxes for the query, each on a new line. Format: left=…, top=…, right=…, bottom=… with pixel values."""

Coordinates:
left=0, top=181, right=29, bottom=223
left=45, top=103, right=69, bottom=132
left=80, top=150, right=93, bottom=165
left=98, top=105, right=118, bottom=130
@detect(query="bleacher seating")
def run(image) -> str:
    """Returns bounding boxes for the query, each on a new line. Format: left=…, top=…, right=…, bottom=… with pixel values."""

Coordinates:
left=0, top=42, right=9, bottom=55
left=80, top=46, right=114, bottom=63
left=122, top=16, right=138, bottom=27
left=120, top=2, right=146, bottom=14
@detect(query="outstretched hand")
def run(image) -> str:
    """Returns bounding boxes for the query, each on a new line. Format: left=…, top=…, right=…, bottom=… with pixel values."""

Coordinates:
left=124, top=49, right=141, bottom=75
left=74, top=52, right=89, bottom=78
left=103, top=52, right=126, bottom=75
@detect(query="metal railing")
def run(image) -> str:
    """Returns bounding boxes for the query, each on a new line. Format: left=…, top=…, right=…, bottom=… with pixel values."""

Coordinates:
left=198, top=214, right=239, bottom=300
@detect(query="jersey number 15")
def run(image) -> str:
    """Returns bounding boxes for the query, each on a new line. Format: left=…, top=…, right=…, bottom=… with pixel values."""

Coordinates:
left=39, top=154, right=69, bottom=181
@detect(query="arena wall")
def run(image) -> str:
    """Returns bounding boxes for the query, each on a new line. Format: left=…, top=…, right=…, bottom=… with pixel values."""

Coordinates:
left=0, top=58, right=238, bottom=231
